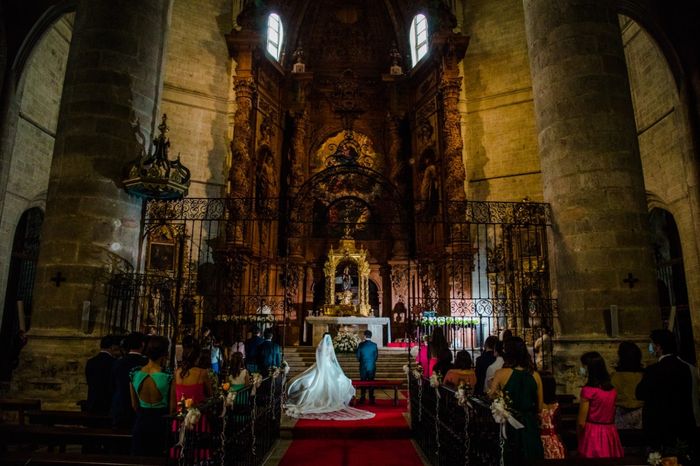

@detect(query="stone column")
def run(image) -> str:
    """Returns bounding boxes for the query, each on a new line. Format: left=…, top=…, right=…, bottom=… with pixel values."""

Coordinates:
left=523, top=0, right=658, bottom=342
left=12, top=0, right=171, bottom=406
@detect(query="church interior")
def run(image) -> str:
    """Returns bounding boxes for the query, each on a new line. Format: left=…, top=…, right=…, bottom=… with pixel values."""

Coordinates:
left=0, top=0, right=699, bottom=464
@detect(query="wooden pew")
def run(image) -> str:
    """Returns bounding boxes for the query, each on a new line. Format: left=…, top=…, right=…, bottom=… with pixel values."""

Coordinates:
left=0, top=398, right=41, bottom=424
left=531, top=457, right=646, bottom=465
left=352, top=380, right=403, bottom=405
left=0, top=452, right=165, bottom=466
left=27, top=410, right=111, bottom=428
left=0, top=424, right=131, bottom=453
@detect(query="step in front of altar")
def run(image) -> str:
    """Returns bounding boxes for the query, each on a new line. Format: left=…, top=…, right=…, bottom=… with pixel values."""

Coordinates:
left=283, top=347, right=410, bottom=382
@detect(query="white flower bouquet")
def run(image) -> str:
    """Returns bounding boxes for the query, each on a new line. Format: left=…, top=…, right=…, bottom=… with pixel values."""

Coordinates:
left=333, top=330, right=360, bottom=353
left=491, top=391, right=524, bottom=437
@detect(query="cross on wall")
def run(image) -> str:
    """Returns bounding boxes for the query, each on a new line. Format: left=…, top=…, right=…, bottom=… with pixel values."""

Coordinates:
left=623, top=273, right=639, bottom=288
left=51, top=271, right=66, bottom=287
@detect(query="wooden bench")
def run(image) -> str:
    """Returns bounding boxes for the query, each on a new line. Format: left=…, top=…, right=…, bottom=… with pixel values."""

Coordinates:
left=0, top=398, right=41, bottom=425
left=352, top=380, right=403, bottom=406
left=0, top=452, right=165, bottom=466
left=27, top=410, right=111, bottom=428
left=0, top=424, right=131, bottom=453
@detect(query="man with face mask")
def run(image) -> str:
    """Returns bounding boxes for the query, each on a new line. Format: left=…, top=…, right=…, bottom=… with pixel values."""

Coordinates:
left=635, top=329, right=695, bottom=455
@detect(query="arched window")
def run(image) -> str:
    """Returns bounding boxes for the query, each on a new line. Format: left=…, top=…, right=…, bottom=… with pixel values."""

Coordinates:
left=266, top=13, right=284, bottom=61
left=409, top=13, right=429, bottom=66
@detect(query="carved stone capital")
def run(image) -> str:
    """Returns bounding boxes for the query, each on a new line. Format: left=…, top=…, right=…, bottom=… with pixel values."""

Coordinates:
left=234, top=77, right=257, bottom=101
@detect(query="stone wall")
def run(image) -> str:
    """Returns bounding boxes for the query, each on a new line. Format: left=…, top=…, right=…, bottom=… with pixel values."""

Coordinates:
left=0, top=15, right=73, bottom=329
left=460, top=0, right=542, bottom=202
left=621, top=16, right=700, bottom=361
left=160, top=0, right=233, bottom=199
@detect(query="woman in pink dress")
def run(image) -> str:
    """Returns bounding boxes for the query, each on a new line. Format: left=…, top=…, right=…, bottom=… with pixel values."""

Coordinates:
left=172, top=344, right=213, bottom=460
left=577, top=352, right=624, bottom=458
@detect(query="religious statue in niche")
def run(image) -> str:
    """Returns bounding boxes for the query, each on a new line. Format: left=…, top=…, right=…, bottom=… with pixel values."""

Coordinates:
left=335, top=262, right=357, bottom=306
left=419, top=149, right=440, bottom=217
left=255, top=147, right=277, bottom=214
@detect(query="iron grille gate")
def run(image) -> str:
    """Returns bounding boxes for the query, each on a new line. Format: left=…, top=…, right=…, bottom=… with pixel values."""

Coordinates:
left=104, top=197, right=555, bottom=367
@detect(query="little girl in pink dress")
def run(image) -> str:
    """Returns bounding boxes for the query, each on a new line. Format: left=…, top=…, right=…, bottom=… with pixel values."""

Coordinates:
left=577, top=352, right=624, bottom=458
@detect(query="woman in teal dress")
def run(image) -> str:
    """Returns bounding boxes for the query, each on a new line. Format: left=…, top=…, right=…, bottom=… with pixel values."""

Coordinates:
left=129, top=336, right=175, bottom=457
left=489, top=336, right=545, bottom=464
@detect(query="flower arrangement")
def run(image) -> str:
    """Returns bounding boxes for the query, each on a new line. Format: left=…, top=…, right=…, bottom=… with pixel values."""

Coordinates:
left=648, top=452, right=663, bottom=466
left=491, top=391, right=524, bottom=434
left=420, top=316, right=479, bottom=326
left=251, top=372, right=263, bottom=396
left=412, top=365, right=423, bottom=380
left=455, top=382, right=472, bottom=408
left=333, top=330, right=360, bottom=353
left=214, top=314, right=275, bottom=324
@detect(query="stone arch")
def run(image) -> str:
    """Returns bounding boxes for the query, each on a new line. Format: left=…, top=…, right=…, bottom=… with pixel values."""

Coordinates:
left=649, top=207, right=695, bottom=363
left=620, top=13, right=700, bottom=361
left=0, top=11, right=74, bottom=329
left=614, top=1, right=685, bottom=90
left=0, top=206, right=44, bottom=381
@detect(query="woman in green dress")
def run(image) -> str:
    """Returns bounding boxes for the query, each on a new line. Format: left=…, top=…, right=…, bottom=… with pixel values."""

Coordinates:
left=489, top=336, right=545, bottom=464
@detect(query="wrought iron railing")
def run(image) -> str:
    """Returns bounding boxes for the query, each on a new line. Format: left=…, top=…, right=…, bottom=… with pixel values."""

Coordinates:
left=408, top=375, right=500, bottom=466
left=103, top=196, right=555, bottom=353
left=169, top=372, right=285, bottom=466
left=412, top=299, right=558, bottom=371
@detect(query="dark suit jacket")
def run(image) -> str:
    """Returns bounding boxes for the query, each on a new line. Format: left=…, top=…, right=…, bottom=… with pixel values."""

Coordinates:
left=356, top=340, right=378, bottom=379
left=256, top=340, right=282, bottom=376
left=245, top=336, right=265, bottom=364
left=474, top=350, right=496, bottom=395
left=110, top=352, right=147, bottom=426
left=85, top=351, right=116, bottom=415
left=636, top=354, right=695, bottom=449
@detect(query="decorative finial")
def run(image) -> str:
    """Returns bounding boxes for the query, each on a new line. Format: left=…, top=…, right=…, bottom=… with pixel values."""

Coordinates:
left=292, top=42, right=306, bottom=73
left=123, top=113, right=191, bottom=199
left=389, top=42, right=403, bottom=76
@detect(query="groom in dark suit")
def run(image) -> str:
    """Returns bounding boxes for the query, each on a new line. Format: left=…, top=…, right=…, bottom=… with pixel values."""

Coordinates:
left=356, top=330, right=378, bottom=404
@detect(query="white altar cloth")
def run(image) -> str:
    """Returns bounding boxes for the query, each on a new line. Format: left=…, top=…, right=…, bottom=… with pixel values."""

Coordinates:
left=305, top=316, right=391, bottom=347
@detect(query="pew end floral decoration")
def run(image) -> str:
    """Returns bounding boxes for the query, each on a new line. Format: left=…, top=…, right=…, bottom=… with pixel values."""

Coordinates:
left=490, top=391, right=524, bottom=436
left=251, top=372, right=263, bottom=396
left=455, top=382, right=473, bottom=408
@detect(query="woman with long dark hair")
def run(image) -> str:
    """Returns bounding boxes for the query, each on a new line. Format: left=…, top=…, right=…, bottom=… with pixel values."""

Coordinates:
left=172, top=340, right=212, bottom=460
left=489, top=336, right=544, bottom=464
left=227, top=351, right=249, bottom=390
left=577, top=351, right=623, bottom=458
left=129, top=336, right=175, bottom=457
left=429, top=327, right=453, bottom=377
left=610, top=342, right=644, bottom=429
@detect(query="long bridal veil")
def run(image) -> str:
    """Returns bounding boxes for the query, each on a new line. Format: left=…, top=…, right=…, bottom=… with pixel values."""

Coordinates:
left=285, top=334, right=374, bottom=420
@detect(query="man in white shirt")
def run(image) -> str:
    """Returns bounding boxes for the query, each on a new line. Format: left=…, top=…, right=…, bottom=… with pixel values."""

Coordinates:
left=485, top=340, right=505, bottom=392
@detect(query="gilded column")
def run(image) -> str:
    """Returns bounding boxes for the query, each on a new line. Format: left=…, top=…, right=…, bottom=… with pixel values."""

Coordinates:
left=439, top=77, right=467, bottom=202
left=227, top=77, right=256, bottom=244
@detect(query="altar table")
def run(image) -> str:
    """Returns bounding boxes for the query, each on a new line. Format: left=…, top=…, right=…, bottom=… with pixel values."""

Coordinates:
left=305, top=316, right=391, bottom=347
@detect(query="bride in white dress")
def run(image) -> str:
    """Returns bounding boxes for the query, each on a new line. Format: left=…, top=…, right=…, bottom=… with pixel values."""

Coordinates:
left=285, top=334, right=374, bottom=420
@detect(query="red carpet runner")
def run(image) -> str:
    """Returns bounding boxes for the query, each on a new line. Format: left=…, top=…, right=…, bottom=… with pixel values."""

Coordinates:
left=279, top=400, right=424, bottom=466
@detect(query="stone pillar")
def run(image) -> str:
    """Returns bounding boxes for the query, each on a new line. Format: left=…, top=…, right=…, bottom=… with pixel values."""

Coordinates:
left=12, top=0, right=171, bottom=407
left=523, top=1, right=658, bottom=344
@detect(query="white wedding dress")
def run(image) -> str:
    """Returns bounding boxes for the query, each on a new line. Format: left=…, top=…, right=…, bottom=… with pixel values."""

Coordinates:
left=285, top=334, right=375, bottom=420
